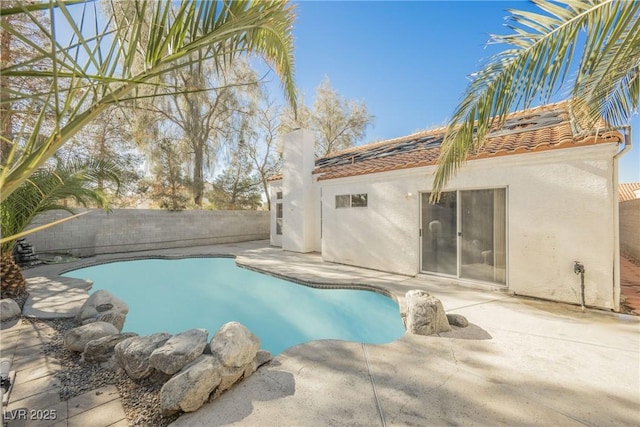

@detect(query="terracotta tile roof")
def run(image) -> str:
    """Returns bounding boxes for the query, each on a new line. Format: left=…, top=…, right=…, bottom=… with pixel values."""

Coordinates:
left=619, top=183, right=640, bottom=202
left=313, top=101, right=624, bottom=181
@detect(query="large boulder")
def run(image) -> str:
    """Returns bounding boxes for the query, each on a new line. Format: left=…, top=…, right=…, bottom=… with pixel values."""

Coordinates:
left=405, top=290, right=451, bottom=335
left=211, top=350, right=271, bottom=400
left=95, top=311, right=127, bottom=332
left=64, top=321, right=119, bottom=352
left=114, top=333, right=171, bottom=379
left=1, top=299, right=21, bottom=321
left=83, top=332, right=139, bottom=363
left=149, top=328, right=208, bottom=375
left=209, top=322, right=260, bottom=368
left=214, top=365, right=246, bottom=398
left=76, top=290, right=128, bottom=330
left=160, top=355, right=223, bottom=416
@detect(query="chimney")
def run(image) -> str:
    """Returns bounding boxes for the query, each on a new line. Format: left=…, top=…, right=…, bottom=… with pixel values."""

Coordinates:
left=281, top=129, right=316, bottom=253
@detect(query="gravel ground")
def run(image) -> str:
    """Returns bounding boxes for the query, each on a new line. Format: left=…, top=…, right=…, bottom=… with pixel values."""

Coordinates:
left=41, top=318, right=181, bottom=426
left=13, top=292, right=29, bottom=310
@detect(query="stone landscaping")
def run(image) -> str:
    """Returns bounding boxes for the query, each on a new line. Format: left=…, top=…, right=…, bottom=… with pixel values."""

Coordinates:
left=149, top=329, right=208, bottom=376
left=3, top=284, right=463, bottom=423
left=83, top=332, right=139, bottom=364
left=64, top=321, right=121, bottom=351
left=446, top=312, right=469, bottom=327
left=61, top=290, right=273, bottom=416
left=75, top=289, right=129, bottom=331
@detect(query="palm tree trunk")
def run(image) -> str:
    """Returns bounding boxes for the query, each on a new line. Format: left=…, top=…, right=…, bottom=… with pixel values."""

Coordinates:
left=1, top=251, right=26, bottom=299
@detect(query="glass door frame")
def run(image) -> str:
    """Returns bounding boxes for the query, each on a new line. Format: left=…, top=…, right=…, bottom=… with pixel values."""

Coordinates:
left=419, top=191, right=460, bottom=278
left=419, top=187, right=508, bottom=286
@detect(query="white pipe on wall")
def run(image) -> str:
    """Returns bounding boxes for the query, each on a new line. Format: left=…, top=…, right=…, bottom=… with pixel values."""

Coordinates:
left=612, top=125, right=632, bottom=312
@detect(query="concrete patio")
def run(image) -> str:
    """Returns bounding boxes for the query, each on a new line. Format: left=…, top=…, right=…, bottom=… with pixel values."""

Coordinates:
left=4, top=240, right=639, bottom=426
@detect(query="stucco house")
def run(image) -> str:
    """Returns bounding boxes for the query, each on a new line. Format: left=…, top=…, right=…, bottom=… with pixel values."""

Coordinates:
left=268, top=102, right=631, bottom=311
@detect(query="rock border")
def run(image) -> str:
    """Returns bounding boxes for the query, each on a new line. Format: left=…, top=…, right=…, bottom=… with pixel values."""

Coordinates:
left=63, top=290, right=273, bottom=417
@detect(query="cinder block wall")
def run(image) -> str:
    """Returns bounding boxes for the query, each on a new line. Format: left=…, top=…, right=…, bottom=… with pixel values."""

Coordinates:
left=25, top=209, right=269, bottom=257
left=620, top=199, right=640, bottom=262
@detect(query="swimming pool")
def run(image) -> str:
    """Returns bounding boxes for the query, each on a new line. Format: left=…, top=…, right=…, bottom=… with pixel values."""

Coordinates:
left=63, top=257, right=405, bottom=355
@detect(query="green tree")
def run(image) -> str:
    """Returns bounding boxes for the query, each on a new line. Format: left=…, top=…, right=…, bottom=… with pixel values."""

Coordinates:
left=143, top=139, right=191, bottom=211
left=153, top=58, right=261, bottom=206
left=209, top=143, right=262, bottom=210
left=281, top=76, right=374, bottom=156
left=0, top=0, right=297, bottom=204
left=55, top=105, right=144, bottom=206
left=245, top=93, right=282, bottom=211
left=433, top=0, right=639, bottom=199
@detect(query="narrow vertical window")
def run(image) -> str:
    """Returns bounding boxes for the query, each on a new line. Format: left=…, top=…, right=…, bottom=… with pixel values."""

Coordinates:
left=276, top=203, right=283, bottom=235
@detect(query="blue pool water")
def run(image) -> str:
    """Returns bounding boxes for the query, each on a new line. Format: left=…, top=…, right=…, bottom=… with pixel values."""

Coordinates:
left=63, top=258, right=405, bottom=355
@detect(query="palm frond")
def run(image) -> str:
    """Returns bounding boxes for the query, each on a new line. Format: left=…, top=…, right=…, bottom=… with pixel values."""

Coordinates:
left=0, top=158, right=121, bottom=252
left=432, top=0, right=639, bottom=200
left=0, top=0, right=297, bottom=200
left=571, top=7, right=640, bottom=129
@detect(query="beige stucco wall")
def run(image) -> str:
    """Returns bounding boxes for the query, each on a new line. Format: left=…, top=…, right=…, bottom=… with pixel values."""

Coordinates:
left=26, top=209, right=269, bottom=257
left=318, top=143, right=620, bottom=310
left=620, top=198, right=640, bottom=262
left=281, top=129, right=318, bottom=253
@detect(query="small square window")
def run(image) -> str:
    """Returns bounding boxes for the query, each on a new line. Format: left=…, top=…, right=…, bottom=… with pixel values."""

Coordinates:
left=351, top=194, right=368, bottom=207
left=276, top=191, right=283, bottom=200
left=335, top=195, right=350, bottom=209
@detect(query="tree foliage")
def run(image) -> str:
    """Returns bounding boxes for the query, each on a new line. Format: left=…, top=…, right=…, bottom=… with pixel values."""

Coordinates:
left=433, top=0, right=639, bottom=199
left=242, top=89, right=282, bottom=210
left=55, top=105, right=143, bottom=206
left=151, top=58, right=262, bottom=206
left=0, top=0, right=297, bottom=204
left=209, top=142, right=262, bottom=210
left=142, top=139, right=191, bottom=211
left=281, top=76, right=374, bottom=156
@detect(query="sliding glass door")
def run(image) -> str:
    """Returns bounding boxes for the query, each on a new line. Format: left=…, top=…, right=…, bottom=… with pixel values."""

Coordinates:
left=421, top=189, right=506, bottom=285
left=460, top=189, right=506, bottom=283
left=421, top=191, right=457, bottom=275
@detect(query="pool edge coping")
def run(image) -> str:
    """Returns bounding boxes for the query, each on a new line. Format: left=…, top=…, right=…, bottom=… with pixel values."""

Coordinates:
left=56, top=253, right=402, bottom=305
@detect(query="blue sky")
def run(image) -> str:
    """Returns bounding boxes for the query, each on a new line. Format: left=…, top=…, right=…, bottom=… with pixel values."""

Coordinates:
left=267, top=0, right=639, bottom=183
